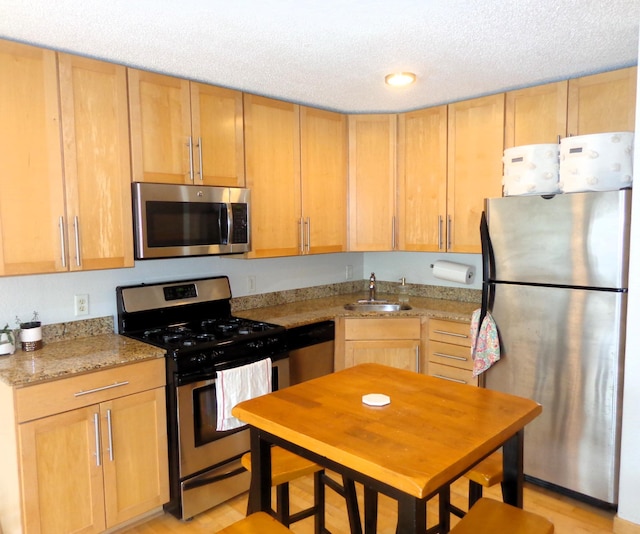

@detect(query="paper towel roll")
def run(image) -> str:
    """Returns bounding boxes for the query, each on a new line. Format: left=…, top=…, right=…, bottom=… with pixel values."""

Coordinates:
left=432, top=260, right=475, bottom=284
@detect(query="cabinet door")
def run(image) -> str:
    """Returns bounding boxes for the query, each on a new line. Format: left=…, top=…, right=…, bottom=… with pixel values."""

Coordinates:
left=504, top=81, right=568, bottom=148
left=567, top=67, right=637, bottom=136
left=59, top=54, right=134, bottom=271
left=398, top=106, right=448, bottom=251
left=102, top=388, right=169, bottom=527
left=447, top=94, right=505, bottom=253
left=348, top=114, right=397, bottom=251
left=300, top=107, right=348, bottom=254
left=244, top=94, right=301, bottom=257
left=345, top=340, right=420, bottom=372
left=128, top=69, right=192, bottom=184
left=191, top=83, right=245, bottom=187
left=0, top=40, right=66, bottom=275
left=19, top=406, right=106, bottom=533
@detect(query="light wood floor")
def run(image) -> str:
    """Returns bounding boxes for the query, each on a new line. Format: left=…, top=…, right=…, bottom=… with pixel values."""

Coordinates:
left=123, top=474, right=615, bottom=534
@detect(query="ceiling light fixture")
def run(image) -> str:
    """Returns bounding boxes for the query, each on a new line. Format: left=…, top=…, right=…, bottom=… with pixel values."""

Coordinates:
left=385, top=72, right=417, bottom=87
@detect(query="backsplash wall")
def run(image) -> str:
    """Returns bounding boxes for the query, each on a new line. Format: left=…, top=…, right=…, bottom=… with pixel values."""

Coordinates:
left=0, top=252, right=481, bottom=330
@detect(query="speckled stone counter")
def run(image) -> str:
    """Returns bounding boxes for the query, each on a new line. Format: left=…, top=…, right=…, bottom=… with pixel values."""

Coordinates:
left=0, top=329, right=164, bottom=388
left=234, top=292, right=479, bottom=328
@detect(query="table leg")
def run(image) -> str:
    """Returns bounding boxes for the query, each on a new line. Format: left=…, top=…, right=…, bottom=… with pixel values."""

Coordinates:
left=249, top=429, right=272, bottom=515
left=502, top=429, right=524, bottom=508
left=396, top=495, right=426, bottom=534
left=364, top=486, right=378, bottom=534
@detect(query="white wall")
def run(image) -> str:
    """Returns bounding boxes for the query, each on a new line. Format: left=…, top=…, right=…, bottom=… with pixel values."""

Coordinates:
left=0, top=253, right=363, bottom=328
left=616, top=29, right=640, bottom=525
left=0, top=251, right=481, bottom=330
left=364, top=252, right=482, bottom=290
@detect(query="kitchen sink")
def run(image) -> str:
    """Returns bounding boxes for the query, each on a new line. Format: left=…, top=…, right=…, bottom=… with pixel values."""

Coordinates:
left=344, top=300, right=412, bottom=312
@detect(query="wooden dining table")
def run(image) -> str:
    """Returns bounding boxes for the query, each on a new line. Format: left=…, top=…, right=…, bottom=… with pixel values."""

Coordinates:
left=232, top=363, right=542, bottom=534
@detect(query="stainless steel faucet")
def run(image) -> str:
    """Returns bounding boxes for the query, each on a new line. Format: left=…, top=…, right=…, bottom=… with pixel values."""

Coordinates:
left=368, top=272, right=377, bottom=301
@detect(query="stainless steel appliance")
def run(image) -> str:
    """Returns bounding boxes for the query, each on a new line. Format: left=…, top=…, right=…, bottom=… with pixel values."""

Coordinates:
left=481, top=189, right=631, bottom=507
left=286, top=320, right=335, bottom=385
left=116, top=276, right=289, bottom=520
left=132, top=182, right=250, bottom=259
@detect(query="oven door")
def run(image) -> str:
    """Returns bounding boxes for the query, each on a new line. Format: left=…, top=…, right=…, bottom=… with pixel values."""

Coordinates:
left=176, top=356, right=290, bottom=479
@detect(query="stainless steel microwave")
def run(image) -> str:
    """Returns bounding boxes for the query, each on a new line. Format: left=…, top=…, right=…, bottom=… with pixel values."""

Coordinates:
left=132, top=182, right=250, bottom=259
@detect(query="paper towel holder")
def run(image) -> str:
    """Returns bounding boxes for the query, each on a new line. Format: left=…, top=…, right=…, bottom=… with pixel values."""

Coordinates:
left=430, top=260, right=476, bottom=284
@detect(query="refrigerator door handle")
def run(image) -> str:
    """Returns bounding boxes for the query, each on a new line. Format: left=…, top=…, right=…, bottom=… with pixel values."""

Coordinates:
left=480, top=211, right=494, bottom=284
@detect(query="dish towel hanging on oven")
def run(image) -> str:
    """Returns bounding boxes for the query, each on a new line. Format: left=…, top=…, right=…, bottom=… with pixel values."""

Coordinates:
left=216, top=358, right=272, bottom=431
left=470, top=308, right=501, bottom=377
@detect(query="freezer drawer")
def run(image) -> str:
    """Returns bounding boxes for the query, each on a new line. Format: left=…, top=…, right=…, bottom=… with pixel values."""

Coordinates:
left=484, top=282, right=626, bottom=505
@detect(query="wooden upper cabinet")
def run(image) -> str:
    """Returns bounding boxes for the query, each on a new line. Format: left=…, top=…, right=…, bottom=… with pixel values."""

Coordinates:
left=300, top=107, right=348, bottom=254
left=0, top=40, right=67, bottom=276
left=397, top=106, right=448, bottom=252
left=128, top=69, right=192, bottom=184
left=348, top=114, right=397, bottom=251
left=505, top=81, right=568, bottom=148
left=128, top=70, right=245, bottom=186
left=244, top=94, right=301, bottom=258
left=58, top=54, right=134, bottom=271
left=567, top=67, right=637, bottom=136
left=190, top=83, right=245, bottom=186
left=447, top=94, right=505, bottom=253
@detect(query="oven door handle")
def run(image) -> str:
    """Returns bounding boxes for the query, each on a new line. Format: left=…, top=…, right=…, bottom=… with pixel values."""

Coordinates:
left=182, top=464, right=248, bottom=491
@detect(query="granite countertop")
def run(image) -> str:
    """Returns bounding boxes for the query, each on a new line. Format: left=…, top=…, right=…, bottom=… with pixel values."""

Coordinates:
left=0, top=333, right=165, bottom=388
left=234, top=292, right=478, bottom=328
left=0, top=286, right=478, bottom=388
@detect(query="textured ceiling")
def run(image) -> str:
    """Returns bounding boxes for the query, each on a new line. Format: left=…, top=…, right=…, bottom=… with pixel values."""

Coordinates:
left=0, top=0, right=638, bottom=113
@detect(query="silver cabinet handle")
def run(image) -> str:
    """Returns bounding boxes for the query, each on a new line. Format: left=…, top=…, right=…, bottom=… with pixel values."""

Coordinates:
left=59, top=216, right=66, bottom=268
left=438, top=215, right=443, bottom=251
left=392, top=216, right=396, bottom=249
left=197, top=136, right=203, bottom=182
left=73, top=216, right=81, bottom=267
left=447, top=215, right=452, bottom=251
left=433, top=329, right=468, bottom=339
left=74, top=381, right=129, bottom=397
left=433, top=351, right=468, bottom=362
left=93, top=412, right=101, bottom=467
left=187, top=137, right=194, bottom=181
left=106, top=409, right=114, bottom=462
left=305, top=217, right=310, bottom=253
left=415, top=346, right=420, bottom=373
left=298, top=218, right=304, bottom=254
left=433, top=374, right=467, bottom=384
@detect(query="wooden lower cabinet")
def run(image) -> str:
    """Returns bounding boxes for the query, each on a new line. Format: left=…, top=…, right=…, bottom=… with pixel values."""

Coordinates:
left=335, top=317, right=425, bottom=373
left=427, top=318, right=477, bottom=386
left=8, top=358, right=169, bottom=534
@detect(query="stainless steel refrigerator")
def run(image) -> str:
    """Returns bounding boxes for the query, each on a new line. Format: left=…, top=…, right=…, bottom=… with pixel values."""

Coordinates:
left=481, top=189, right=631, bottom=507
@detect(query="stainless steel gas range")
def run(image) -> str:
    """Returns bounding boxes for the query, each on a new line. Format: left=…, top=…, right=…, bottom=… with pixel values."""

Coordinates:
left=116, top=276, right=290, bottom=520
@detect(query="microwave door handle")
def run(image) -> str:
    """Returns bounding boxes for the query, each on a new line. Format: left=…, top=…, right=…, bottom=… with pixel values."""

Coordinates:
left=226, top=204, right=232, bottom=244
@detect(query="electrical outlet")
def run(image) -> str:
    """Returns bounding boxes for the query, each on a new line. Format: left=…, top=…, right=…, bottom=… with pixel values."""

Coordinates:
left=74, top=294, right=89, bottom=316
left=346, top=265, right=353, bottom=280
left=247, top=276, right=256, bottom=293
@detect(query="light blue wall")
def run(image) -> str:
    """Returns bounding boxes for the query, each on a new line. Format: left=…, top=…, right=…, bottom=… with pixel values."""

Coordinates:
left=0, top=251, right=479, bottom=330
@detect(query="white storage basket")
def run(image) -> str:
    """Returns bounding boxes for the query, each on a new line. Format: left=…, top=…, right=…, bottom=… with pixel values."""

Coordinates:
left=559, top=132, right=633, bottom=193
left=502, top=144, right=560, bottom=196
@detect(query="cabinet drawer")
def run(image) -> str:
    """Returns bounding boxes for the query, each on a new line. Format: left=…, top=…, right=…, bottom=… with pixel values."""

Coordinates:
left=15, top=358, right=165, bottom=423
left=428, top=319, right=471, bottom=347
left=428, top=340, right=473, bottom=371
left=429, top=362, right=478, bottom=386
left=344, top=318, right=421, bottom=340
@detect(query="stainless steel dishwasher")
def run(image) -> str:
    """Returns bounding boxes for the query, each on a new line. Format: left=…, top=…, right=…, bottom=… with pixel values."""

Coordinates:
left=286, top=320, right=335, bottom=385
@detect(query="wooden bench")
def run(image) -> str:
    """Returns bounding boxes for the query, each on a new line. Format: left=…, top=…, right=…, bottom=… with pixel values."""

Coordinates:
left=450, top=498, right=554, bottom=534
left=218, top=511, right=292, bottom=533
